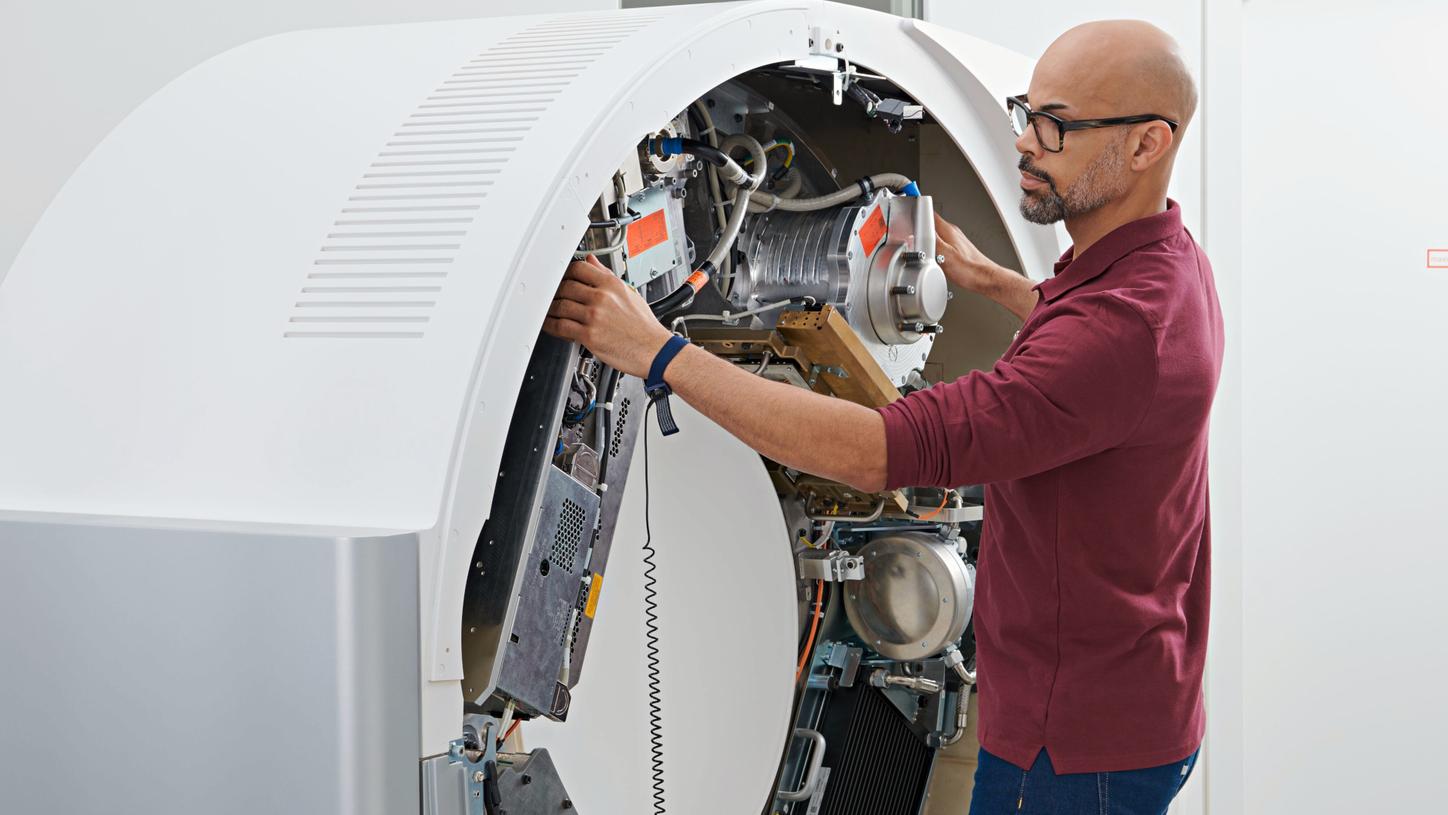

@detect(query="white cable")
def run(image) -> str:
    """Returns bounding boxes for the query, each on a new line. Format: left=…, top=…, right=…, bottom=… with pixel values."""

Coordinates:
left=698, top=134, right=767, bottom=278
left=746, top=172, right=915, bottom=212
left=668, top=295, right=814, bottom=333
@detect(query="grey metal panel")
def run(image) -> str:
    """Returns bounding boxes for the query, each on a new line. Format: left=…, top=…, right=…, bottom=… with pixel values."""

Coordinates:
left=567, top=372, right=647, bottom=687
left=494, top=466, right=600, bottom=718
left=0, top=517, right=421, bottom=815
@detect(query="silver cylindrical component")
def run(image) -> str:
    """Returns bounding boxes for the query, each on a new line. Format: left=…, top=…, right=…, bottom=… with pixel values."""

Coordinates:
left=734, top=191, right=948, bottom=347
left=736, top=205, right=861, bottom=307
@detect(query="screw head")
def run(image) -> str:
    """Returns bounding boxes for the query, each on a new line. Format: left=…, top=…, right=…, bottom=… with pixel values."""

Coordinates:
left=473, top=771, right=486, bottom=783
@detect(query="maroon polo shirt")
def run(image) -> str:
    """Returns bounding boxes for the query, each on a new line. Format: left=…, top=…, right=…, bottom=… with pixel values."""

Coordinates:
left=877, top=201, right=1223, bottom=773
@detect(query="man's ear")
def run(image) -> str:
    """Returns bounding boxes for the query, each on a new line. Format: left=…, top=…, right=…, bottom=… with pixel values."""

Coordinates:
left=1130, top=122, right=1175, bottom=172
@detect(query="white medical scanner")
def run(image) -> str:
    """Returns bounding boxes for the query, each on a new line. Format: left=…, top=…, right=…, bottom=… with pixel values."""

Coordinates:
left=0, top=2, right=1059, bottom=813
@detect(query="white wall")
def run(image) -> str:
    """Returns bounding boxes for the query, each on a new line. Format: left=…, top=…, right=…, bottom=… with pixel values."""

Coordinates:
left=0, top=0, right=612, bottom=280
left=1241, top=1, right=1448, bottom=811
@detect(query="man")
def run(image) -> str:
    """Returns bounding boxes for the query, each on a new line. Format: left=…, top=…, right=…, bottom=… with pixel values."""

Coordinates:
left=545, top=19, right=1221, bottom=815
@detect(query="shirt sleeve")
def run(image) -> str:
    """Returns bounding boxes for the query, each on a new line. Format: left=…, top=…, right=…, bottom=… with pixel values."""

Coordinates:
left=876, top=293, right=1159, bottom=489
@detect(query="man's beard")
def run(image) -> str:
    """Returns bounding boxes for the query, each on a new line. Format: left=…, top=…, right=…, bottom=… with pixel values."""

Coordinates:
left=1018, top=137, right=1128, bottom=225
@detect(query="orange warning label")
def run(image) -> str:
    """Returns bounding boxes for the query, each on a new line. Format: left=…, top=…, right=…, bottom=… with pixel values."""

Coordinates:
left=626, top=209, right=669, bottom=257
left=584, top=573, right=604, bottom=618
left=860, top=205, right=887, bottom=257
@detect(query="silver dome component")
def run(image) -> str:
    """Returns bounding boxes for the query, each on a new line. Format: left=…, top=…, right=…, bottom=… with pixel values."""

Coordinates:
left=843, top=532, right=975, bottom=661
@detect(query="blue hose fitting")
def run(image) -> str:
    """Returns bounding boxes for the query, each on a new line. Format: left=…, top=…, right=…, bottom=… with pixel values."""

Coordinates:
left=902, top=180, right=922, bottom=197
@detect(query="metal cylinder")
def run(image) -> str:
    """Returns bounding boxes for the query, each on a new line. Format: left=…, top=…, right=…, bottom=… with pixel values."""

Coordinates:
left=735, top=205, right=863, bottom=308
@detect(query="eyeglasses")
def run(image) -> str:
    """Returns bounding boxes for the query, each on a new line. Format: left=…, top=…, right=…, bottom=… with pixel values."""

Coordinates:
left=1006, top=94, right=1179, bottom=154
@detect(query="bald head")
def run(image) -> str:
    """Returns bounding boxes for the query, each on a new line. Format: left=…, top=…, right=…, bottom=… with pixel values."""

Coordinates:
left=1036, top=20, right=1197, bottom=135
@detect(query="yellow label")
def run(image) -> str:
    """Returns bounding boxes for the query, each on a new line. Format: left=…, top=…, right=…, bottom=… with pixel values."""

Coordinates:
left=584, top=573, right=604, bottom=619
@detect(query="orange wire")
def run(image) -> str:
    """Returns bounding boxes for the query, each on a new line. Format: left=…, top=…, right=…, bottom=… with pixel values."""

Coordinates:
left=916, top=490, right=951, bottom=521
left=795, top=579, right=825, bottom=683
left=501, top=719, right=521, bottom=745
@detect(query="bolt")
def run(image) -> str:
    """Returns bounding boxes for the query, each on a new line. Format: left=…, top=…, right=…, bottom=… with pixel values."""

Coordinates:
left=521, top=774, right=533, bottom=785
left=563, top=800, right=574, bottom=810
left=473, top=771, right=486, bottom=783
left=836, top=42, right=845, bottom=52
left=891, top=285, right=916, bottom=296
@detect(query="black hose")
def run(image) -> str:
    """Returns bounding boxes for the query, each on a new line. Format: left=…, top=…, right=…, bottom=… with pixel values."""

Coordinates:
left=647, top=260, right=715, bottom=319
left=595, top=366, right=620, bottom=483
left=647, top=286, right=696, bottom=319
left=671, top=137, right=729, bottom=169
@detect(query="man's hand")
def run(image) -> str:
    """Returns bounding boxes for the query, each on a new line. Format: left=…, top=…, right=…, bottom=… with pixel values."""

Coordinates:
left=543, top=255, right=674, bottom=376
left=934, top=212, right=1039, bottom=321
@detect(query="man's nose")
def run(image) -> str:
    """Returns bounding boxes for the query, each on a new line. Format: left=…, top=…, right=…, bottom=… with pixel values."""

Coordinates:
left=1015, top=127, right=1040, bottom=158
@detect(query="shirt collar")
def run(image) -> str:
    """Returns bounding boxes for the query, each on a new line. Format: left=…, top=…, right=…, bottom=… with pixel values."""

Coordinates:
left=1035, top=199, right=1184, bottom=304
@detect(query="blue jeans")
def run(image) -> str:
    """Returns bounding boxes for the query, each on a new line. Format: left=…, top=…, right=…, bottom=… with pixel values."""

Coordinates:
left=968, top=746, right=1199, bottom=815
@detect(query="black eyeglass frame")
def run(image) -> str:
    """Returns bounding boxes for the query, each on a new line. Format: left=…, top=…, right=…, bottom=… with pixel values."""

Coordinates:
left=1006, top=94, right=1179, bottom=153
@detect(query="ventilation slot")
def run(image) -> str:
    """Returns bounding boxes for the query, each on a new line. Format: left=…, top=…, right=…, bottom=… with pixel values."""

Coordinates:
left=286, top=12, right=661, bottom=339
left=561, top=579, right=591, bottom=647
left=551, top=497, right=586, bottom=574
left=609, top=397, right=632, bottom=459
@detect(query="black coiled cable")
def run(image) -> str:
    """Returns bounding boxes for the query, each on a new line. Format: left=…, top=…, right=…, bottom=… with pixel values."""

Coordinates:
left=641, top=401, right=665, bottom=814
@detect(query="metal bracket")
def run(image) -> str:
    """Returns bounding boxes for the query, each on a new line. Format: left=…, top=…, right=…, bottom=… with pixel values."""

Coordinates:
left=797, top=548, right=865, bottom=582
left=806, top=363, right=849, bottom=387
left=823, top=642, right=864, bottom=687
left=790, top=26, right=853, bottom=105
left=421, top=729, right=499, bottom=815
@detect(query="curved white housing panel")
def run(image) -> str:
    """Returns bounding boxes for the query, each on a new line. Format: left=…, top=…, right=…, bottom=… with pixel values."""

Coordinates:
left=0, top=0, right=1049, bottom=783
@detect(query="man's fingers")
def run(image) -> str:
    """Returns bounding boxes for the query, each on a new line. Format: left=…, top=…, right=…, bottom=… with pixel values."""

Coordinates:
left=932, top=212, right=957, bottom=248
left=585, top=253, right=609, bottom=272
left=564, top=258, right=611, bottom=286
left=934, top=210, right=960, bottom=237
left=555, top=279, right=597, bottom=304
left=542, top=316, right=585, bottom=342
left=547, top=297, right=592, bottom=324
